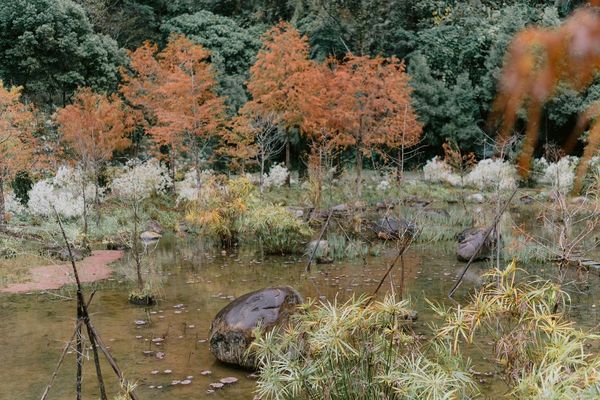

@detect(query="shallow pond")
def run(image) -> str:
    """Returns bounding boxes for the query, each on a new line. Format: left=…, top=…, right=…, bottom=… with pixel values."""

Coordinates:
left=1, top=234, right=599, bottom=400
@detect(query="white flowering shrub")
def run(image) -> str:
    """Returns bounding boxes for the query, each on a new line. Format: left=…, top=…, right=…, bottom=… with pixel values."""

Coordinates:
left=465, top=159, right=518, bottom=191
left=423, top=157, right=461, bottom=186
left=377, top=179, right=391, bottom=192
left=538, top=156, right=578, bottom=193
left=28, top=166, right=95, bottom=219
left=4, top=191, right=24, bottom=215
left=175, top=169, right=214, bottom=203
left=111, top=159, right=172, bottom=201
left=263, top=163, right=289, bottom=189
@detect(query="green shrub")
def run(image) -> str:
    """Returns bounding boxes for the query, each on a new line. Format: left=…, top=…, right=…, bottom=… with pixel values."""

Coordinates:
left=242, top=204, right=312, bottom=254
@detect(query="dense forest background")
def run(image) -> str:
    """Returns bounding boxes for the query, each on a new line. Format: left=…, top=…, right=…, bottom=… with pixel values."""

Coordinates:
left=0, top=0, right=595, bottom=166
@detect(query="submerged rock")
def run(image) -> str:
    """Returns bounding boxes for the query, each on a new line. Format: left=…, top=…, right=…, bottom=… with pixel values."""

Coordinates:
left=374, top=216, right=417, bottom=240
left=209, top=286, right=303, bottom=369
left=456, top=228, right=496, bottom=262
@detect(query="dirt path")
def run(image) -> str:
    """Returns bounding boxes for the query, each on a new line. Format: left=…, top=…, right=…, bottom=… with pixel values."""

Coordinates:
left=1, top=250, right=124, bottom=293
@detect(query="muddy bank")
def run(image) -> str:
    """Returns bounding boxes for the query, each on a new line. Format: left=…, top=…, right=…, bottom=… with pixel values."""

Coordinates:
left=1, top=250, right=124, bottom=293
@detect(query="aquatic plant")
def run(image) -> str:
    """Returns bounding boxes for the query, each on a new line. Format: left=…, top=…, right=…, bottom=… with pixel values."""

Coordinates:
left=253, top=295, right=477, bottom=400
left=434, top=261, right=600, bottom=398
left=242, top=204, right=312, bottom=254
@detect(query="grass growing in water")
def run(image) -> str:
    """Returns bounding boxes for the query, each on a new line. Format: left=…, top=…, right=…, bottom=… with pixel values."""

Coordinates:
left=252, top=295, right=477, bottom=400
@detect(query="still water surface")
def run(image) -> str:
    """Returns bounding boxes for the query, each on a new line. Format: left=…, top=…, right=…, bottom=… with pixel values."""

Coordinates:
left=1, top=235, right=599, bottom=399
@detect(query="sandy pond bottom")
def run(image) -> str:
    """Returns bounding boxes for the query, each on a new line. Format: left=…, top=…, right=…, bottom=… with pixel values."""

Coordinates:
left=1, top=237, right=600, bottom=400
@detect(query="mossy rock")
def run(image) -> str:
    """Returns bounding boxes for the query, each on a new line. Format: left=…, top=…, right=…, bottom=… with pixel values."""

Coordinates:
left=209, top=286, right=303, bottom=369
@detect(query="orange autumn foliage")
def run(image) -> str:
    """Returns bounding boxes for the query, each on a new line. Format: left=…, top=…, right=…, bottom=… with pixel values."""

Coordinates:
left=55, top=88, right=134, bottom=171
left=246, top=22, right=314, bottom=130
left=301, top=55, right=422, bottom=191
left=0, top=81, right=37, bottom=180
left=121, top=35, right=226, bottom=171
left=0, top=81, right=36, bottom=225
left=492, top=1, right=600, bottom=192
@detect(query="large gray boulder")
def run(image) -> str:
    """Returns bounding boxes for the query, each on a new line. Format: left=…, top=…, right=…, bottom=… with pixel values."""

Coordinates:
left=209, top=286, right=303, bottom=369
left=457, top=228, right=495, bottom=262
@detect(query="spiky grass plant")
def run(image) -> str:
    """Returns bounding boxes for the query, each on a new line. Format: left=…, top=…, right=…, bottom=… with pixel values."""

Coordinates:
left=252, top=295, right=477, bottom=400
left=432, top=261, right=600, bottom=398
left=325, top=233, right=371, bottom=260
left=242, top=204, right=313, bottom=254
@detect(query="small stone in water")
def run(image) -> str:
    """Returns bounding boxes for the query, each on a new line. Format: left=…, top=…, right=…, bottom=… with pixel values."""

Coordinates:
left=134, top=320, right=146, bottom=326
left=180, top=379, right=192, bottom=385
left=135, top=335, right=143, bottom=339
left=149, top=385, right=155, bottom=389
left=152, top=337, right=164, bottom=343
left=186, top=375, right=193, bottom=379
left=206, top=389, right=214, bottom=394
left=142, top=351, right=154, bottom=356
left=163, top=369, right=172, bottom=374
left=198, top=339, right=207, bottom=343
left=150, top=370, right=159, bottom=375
left=188, top=325, right=195, bottom=329
left=200, top=370, right=212, bottom=376
left=155, top=352, right=165, bottom=360
left=210, top=383, right=224, bottom=389
left=171, top=380, right=181, bottom=385
left=157, top=386, right=163, bottom=389
left=220, top=377, right=238, bottom=384
left=174, top=310, right=182, bottom=314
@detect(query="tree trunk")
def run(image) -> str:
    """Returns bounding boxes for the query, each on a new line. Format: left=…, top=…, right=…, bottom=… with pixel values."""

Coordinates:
left=133, top=202, right=143, bottom=292
left=396, top=148, right=404, bottom=182
left=260, top=148, right=265, bottom=193
left=285, top=135, right=291, bottom=186
left=81, top=180, right=89, bottom=237
left=355, top=148, right=363, bottom=198
left=0, top=176, right=5, bottom=230
left=94, top=167, right=101, bottom=227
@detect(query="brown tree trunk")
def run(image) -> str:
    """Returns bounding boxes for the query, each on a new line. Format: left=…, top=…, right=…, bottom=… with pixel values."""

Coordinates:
left=285, top=135, right=291, bottom=186
left=0, top=176, right=5, bottom=229
left=355, top=148, right=363, bottom=198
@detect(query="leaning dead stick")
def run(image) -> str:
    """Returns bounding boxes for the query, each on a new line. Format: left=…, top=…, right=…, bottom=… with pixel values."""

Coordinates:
left=305, top=208, right=334, bottom=272
left=54, top=208, right=108, bottom=400
left=448, top=188, right=518, bottom=298
left=40, top=292, right=97, bottom=400
left=366, top=238, right=412, bottom=306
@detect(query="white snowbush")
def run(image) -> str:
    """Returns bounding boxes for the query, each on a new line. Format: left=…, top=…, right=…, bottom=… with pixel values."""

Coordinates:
left=465, top=159, right=518, bottom=191
left=538, top=156, right=578, bottom=193
left=4, top=191, right=24, bottom=215
left=28, top=166, right=95, bottom=219
left=111, top=159, right=172, bottom=201
left=175, top=169, right=214, bottom=203
left=377, top=179, right=391, bottom=192
left=422, top=157, right=461, bottom=186
left=262, top=163, right=289, bottom=189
